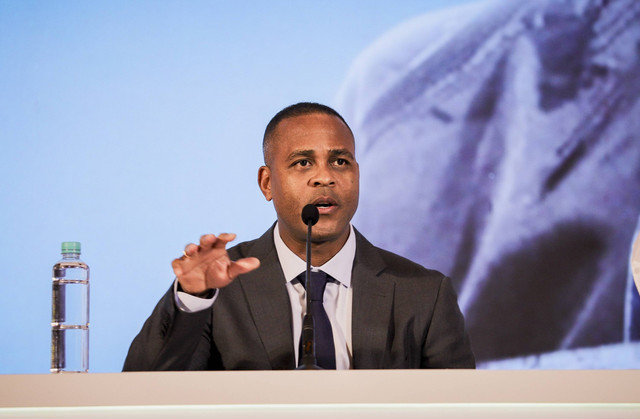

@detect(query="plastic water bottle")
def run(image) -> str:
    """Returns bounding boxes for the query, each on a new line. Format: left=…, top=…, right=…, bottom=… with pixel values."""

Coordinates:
left=51, top=241, right=90, bottom=373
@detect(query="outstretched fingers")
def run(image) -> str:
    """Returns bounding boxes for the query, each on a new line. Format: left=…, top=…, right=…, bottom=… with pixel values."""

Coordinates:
left=183, top=242, right=199, bottom=258
left=228, top=257, right=261, bottom=279
left=173, top=233, right=259, bottom=293
left=211, top=233, right=237, bottom=249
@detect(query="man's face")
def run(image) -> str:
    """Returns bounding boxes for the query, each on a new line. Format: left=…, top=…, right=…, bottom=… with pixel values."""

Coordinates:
left=258, top=113, right=359, bottom=248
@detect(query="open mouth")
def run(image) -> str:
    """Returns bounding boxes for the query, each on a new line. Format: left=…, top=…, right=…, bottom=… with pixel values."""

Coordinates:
left=312, top=197, right=338, bottom=212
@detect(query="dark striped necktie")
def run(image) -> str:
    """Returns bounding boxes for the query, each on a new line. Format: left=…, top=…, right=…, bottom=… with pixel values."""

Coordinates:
left=297, top=270, right=336, bottom=369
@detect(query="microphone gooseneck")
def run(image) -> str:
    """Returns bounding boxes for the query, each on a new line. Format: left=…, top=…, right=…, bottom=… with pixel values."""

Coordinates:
left=298, top=204, right=322, bottom=369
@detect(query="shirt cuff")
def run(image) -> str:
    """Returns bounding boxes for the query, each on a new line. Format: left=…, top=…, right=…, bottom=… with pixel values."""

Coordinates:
left=173, top=279, right=218, bottom=313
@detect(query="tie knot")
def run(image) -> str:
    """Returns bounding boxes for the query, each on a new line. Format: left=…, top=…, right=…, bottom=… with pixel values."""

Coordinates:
left=298, top=270, right=329, bottom=302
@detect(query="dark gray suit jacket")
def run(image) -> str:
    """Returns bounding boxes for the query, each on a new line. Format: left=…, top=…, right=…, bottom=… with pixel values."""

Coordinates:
left=123, top=226, right=475, bottom=370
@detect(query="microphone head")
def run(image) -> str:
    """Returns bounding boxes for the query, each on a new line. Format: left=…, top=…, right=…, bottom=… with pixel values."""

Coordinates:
left=301, top=204, right=320, bottom=226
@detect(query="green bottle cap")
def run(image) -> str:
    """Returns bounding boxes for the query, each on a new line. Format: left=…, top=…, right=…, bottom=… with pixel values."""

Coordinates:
left=61, top=241, right=81, bottom=254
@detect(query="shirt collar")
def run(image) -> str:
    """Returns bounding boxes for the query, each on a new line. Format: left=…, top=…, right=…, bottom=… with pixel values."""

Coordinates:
left=273, top=222, right=355, bottom=288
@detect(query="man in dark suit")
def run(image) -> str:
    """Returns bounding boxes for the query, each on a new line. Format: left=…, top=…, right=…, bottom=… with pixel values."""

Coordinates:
left=123, top=102, right=475, bottom=370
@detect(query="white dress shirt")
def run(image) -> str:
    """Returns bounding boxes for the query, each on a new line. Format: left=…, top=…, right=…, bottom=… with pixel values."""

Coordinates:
left=174, top=223, right=356, bottom=369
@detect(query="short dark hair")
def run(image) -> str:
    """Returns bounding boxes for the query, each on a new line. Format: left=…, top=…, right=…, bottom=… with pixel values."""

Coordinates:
left=262, top=102, right=353, bottom=165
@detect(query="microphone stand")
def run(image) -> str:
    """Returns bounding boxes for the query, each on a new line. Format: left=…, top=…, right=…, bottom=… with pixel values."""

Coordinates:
left=298, top=205, right=321, bottom=369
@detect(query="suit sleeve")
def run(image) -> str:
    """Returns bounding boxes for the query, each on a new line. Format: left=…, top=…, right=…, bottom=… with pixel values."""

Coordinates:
left=122, top=285, right=219, bottom=371
left=422, top=276, right=476, bottom=368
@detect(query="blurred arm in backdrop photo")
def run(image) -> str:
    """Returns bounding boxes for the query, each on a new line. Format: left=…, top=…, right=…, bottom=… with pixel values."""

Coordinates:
left=337, top=0, right=640, bottom=366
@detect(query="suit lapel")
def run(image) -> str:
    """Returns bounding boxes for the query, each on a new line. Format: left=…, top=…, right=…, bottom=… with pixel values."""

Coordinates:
left=237, top=228, right=296, bottom=369
left=351, top=231, right=395, bottom=369
left=232, top=226, right=395, bottom=369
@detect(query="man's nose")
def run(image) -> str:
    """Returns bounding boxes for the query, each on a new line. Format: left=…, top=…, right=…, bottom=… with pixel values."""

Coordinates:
left=310, top=164, right=335, bottom=186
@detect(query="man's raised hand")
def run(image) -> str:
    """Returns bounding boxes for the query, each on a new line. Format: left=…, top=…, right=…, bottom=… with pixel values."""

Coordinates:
left=171, top=233, right=260, bottom=295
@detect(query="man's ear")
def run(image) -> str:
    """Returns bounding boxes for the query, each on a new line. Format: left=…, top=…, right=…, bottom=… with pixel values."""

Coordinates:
left=258, top=166, right=272, bottom=201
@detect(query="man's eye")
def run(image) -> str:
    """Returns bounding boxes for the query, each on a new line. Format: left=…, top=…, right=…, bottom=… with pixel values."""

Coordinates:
left=296, top=160, right=310, bottom=167
left=335, top=158, right=348, bottom=166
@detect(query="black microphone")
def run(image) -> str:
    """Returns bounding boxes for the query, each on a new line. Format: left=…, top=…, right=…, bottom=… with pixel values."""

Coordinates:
left=298, top=204, right=321, bottom=369
left=301, top=204, right=319, bottom=226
